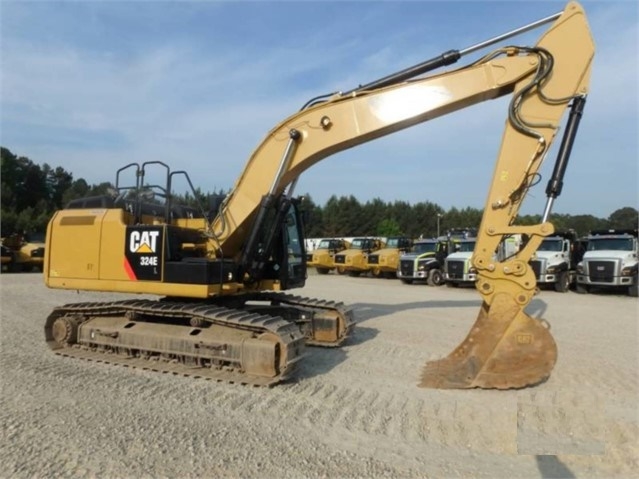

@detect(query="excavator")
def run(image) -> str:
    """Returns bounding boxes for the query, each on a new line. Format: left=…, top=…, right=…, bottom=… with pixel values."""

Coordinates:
left=43, top=1, right=594, bottom=389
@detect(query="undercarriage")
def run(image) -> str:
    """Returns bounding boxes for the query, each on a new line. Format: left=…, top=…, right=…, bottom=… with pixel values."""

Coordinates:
left=45, top=293, right=354, bottom=386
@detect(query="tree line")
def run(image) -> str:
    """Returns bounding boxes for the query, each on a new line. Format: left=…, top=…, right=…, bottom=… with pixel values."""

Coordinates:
left=2, top=146, right=637, bottom=240
left=299, top=196, right=638, bottom=239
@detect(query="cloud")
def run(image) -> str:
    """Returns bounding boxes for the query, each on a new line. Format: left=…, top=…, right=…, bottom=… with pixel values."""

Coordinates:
left=1, top=0, right=636, bottom=219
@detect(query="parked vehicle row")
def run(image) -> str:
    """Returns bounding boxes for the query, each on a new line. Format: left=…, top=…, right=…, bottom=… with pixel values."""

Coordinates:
left=306, top=236, right=412, bottom=278
left=306, top=228, right=638, bottom=297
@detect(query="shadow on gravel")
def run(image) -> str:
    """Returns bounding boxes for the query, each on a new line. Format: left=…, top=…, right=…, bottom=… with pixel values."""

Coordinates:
left=527, top=298, right=549, bottom=319
left=295, top=297, right=554, bottom=380
left=294, top=346, right=348, bottom=380
left=535, top=455, right=575, bottom=478
left=348, top=296, right=554, bottom=324
left=295, top=347, right=347, bottom=381
left=347, top=324, right=380, bottom=345
left=349, top=300, right=483, bottom=323
left=294, top=326, right=380, bottom=381
left=576, top=286, right=634, bottom=297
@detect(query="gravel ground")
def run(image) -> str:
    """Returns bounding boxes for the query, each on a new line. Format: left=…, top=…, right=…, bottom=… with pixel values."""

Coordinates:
left=1, top=271, right=637, bottom=478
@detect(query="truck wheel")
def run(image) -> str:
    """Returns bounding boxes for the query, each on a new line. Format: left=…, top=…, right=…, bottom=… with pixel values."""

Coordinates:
left=400, top=279, right=413, bottom=285
left=554, top=271, right=570, bottom=293
left=371, top=268, right=382, bottom=278
left=336, top=267, right=347, bottom=275
left=316, top=267, right=329, bottom=275
left=576, top=283, right=590, bottom=294
left=629, top=281, right=638, bottom=297
left=427, top=269, right=444, bottom=286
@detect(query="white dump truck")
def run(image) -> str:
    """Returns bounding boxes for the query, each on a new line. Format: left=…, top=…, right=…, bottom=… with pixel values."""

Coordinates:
left=444, top=238, right=478, bottom=287
left=576, top=229, right=638, bottom=297
left=529, top=230, right=585, bottom=293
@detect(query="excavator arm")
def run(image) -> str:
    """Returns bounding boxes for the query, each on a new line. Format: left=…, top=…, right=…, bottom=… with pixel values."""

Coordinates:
left=209, top=1, right=593, bottom=388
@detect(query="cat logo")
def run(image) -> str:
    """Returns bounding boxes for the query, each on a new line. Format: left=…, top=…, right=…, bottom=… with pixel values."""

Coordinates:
left=516, top=333, right=533, bottom=345
left=129, top=230, right=160, bottom=254
left=124, top=226, right=163, bottom=281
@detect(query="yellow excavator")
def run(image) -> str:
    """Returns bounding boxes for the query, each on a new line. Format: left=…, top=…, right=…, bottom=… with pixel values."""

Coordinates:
left=44, top=1, right=593, bottom=389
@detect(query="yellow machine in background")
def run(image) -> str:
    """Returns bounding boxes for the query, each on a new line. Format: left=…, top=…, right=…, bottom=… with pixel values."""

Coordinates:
left=44, top=2, right=593, bottom=389
left=307, top=238, right=350, bottom=275
left=1, top=244, right=14, bottom=272
left=333, top=237, right=385, bottom=277
left=366, top=236, right=413, bottom=279
left=2, top=234, right=45, bottom=272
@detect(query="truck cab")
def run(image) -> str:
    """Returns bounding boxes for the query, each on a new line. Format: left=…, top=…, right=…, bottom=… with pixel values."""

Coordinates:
left=366, top=236, right=413, bottom=278
left=306, top=238, right=350, bottom=275
left=444, top=238, right=478, bottom=287
left=576, top=229, right=638, bottom=296
left=333, top=237, right=384, bottom=277
left=397, top=238, right=449, bottom=285
left=530, top=230, right=582, bottom=293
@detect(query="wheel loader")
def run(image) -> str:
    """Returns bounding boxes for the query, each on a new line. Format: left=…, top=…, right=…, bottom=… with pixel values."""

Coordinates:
left=44, top=1, right=594, bottom=389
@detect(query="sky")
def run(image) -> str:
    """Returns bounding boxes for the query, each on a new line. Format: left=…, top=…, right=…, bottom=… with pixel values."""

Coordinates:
left=1, top=0, right=637, bottom=219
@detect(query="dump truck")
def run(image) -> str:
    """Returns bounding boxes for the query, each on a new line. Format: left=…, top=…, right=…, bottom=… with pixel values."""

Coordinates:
left=530, top=230, right=585, bottom=292
left=366, top=236, right=413, bottom=278
left=333, top=237, right=384, bottom=277
left=306, top=237, right=350, bottom=274
left=397, top=237, right=449, bottom=285
left=1, top=244, right=15, bottom=272
left=444, top=238, right=478, bottom=287
left=576, top=229, right=638, bottom=296
left=1, top=234, right=46, bottom=272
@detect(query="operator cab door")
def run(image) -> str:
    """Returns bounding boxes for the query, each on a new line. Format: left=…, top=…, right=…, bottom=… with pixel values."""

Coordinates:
left=282, top=204, right=306, bottom=289
left=256, top=200, right=307, bottom=290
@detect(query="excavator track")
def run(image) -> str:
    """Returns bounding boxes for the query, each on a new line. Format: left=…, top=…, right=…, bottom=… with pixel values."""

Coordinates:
left=226, top=292, right=356, bottom=347
left=44, top=299, right=306, bottom=387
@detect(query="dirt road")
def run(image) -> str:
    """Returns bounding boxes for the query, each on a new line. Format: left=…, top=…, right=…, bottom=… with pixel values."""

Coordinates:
left=1, top=272, right=637, bottom=478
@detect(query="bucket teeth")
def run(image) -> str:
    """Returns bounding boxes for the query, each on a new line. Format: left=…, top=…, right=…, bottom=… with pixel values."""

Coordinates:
left=420, top=293, right=558, bottom=389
